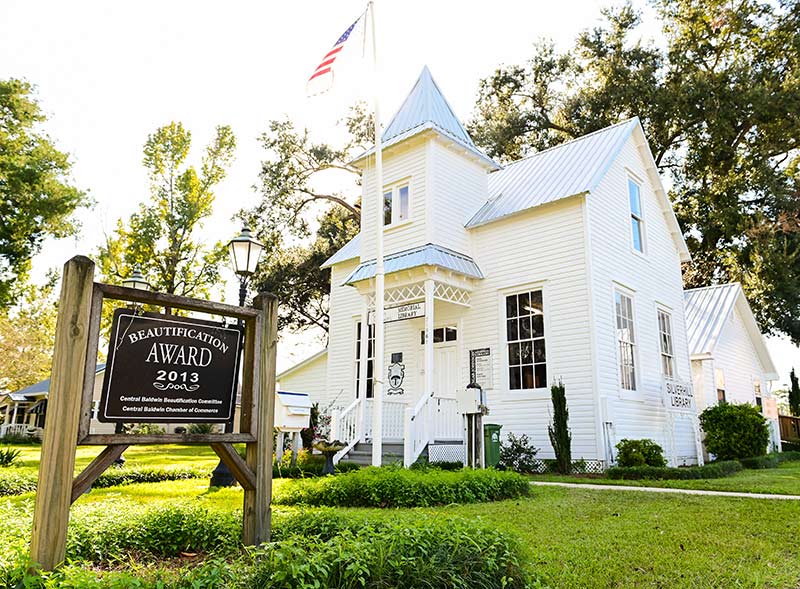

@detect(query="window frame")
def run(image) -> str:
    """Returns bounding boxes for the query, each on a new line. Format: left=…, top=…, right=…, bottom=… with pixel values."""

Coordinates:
left=420, top=325, right=458, bottom=346
left=354, top=320, right=376, bottom=398
left=715, top=368, right=726, bottom=404
left=614, top=288, right=638, bottom=392
left=656, top=307, right=676, bottom=379
left=382, top=181, right=411, bottom=227
left=628, top=177, right=645, bottom=254
left=502, top=286, right=548, bottom=393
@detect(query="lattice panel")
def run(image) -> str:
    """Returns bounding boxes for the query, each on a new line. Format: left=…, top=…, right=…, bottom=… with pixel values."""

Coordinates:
left=529, top=459, right=606, bottom=474
left=386, top=283, right=425, bottom=305
left=428, top=443, right=465, bottom=464
left=434, top=283, right=471, bottom=306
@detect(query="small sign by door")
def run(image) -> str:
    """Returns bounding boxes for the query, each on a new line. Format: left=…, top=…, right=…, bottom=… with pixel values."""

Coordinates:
left=469, top=348, right=493, bottom=390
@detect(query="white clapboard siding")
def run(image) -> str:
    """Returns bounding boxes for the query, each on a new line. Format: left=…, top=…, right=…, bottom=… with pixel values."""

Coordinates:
left=325, top=260, right=364, bottom=409
left=586, top=132, right=694, bottom=457
left=710, top=306, right=766, bottom=406
left=278, top=352, right=327, bottom=401
left=466, top=196, right=597, bottom=460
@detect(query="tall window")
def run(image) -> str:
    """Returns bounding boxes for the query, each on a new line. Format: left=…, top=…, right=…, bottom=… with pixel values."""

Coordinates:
left=715, top=368, right=726, bottom=403
left=615, top=291, right=637, bottom=390
left=383, top=184, right=410, bottom=226
left=629, top=179, right=644, bottom=253
left=657, top=309, right=675, bottom=378
left=754, top=380, right=763, bottom=411
left=355, top=321, right=375, bottom=398
left=506, top=290, right=546, bottom=390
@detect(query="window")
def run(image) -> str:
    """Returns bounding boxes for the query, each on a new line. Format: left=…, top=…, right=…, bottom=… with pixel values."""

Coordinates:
left=506, top=290, right=546, bottom=390
left=355, top=321, right=375, bottom=398
left=715, top=368, right=726, bottom=403
left=657, top=309, right=675, bottom=378
left=754, top=380, right=763, bottom=411
left=420, top=326, right=457, bottom=344
left=629, top=179, right=644, bottom=253
left=615, top=291, right=637, bottom=390
left=383, top=184, right=410, bottom=226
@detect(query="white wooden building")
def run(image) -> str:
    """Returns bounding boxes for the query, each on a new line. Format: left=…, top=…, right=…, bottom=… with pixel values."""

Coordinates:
left=684, top=283, right=781, bottom=449
left=286, top=67, right=705, bottom=467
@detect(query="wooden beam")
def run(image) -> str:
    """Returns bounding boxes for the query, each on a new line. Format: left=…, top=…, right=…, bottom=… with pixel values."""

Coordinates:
left=210, top=443, right=256, bottom=491
left=30, top=256, right=96, bottom=570
left=77, top=284, right=103, bottom=442
left=77, top=433, right=256, bottom=445
left=96, top=283, right=259, bottom=319
left=241, top=313, right=261, bottom=545
left=71, top=445, right=129, bottom=504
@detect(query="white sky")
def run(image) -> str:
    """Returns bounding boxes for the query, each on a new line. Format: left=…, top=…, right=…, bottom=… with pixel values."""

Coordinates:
left=1, top=0, right=797, bottom=381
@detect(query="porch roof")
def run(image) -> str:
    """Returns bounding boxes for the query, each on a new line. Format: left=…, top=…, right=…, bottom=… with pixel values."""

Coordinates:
left=343, top=243, right=483, bottom=285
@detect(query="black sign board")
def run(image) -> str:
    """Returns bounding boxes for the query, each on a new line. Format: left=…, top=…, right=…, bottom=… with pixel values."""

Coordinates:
left=99, top=309, right=242, bottom=423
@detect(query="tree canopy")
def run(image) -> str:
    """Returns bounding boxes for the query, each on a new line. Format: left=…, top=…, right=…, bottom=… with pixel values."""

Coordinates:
left=97, top=122, right=236, bottom=310
left=0, top=79, right=88, bottom=307
left=469, top=0, right=800, bottom=342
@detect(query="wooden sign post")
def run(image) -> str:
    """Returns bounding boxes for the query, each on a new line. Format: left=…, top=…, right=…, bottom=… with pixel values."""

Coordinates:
left=30, top=256, right=277, bottom=570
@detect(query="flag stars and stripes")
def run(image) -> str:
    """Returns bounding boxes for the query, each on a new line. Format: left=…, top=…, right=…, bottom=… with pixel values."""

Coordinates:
left=307, top=15, right=364, bottom=90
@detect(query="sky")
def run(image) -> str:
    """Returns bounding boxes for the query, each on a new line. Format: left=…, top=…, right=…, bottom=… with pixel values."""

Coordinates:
left=1, top=0, right=797, bottom=382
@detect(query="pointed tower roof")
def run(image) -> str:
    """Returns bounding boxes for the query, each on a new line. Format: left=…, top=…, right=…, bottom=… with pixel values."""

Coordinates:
left=352, top=66, right=499, bottom=170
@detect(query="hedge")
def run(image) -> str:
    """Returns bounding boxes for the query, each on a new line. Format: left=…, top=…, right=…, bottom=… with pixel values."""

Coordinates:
left=0, top=466, right=209, bottom=496
left=607, top=460, right=742, bottom=480
left=274, top=466, right=530, bottom=507
left=740, top=451, right=800, bottom=469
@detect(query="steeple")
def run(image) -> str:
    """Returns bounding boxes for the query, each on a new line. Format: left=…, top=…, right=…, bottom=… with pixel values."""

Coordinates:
left=352, top=66, right=499, bottom=170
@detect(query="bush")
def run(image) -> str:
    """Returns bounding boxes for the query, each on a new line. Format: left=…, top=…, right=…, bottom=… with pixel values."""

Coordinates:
left=615, top=439, right=667, bottom=467
left=739, top=455, right=781, bottom=469
left=129, top=423, right=166, bottom=435
left=187, top=423, right=217, bottom=434
left=699, top=403, right=769, bottom=459
left=0, top=446, right=21, bottom=467
left=781, top=441, right=800, bottom=452
left=498, top=432, right=539, bottom=473
left=607, top=460, right=742, bottom=480
left=410, top=458, right=464, bottom=471
left=0, top=470, right=37, bottom=495
left=0, top=433, right=40, bottom=444
left=776, top=450, right=800, bottom=462
left=274, top=466, right=530, bottom=508
left=245, top=517, right=534, bottom=589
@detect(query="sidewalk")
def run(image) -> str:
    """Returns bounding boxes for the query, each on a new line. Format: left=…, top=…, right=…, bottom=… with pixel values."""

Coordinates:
left=530, top=480, right=800, bottom=500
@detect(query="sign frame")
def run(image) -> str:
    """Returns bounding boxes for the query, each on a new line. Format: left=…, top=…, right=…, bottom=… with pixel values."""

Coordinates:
left=369, top=301, right=425, bottom=324
left=469, top=347, right=494, bottom=390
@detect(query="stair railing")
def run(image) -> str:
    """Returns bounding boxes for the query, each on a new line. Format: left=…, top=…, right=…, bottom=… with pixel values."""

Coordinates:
left=403, top=392, right=435, bottom=466
left=331, top=397, right=362, bottom=464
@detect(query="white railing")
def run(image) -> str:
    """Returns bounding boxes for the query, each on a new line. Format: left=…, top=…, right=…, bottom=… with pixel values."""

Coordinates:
left=330, top=398, right=362, bottom=464
left=433, top=398, right=462, bottom=440
left=404, top=393, right=435, bottom=466
left=363, top=399, right=407, bottom=441
left=0, top=423, right=42, bottom=439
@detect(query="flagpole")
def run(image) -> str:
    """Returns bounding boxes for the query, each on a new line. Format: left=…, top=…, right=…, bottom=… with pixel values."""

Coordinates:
left=368, top=0, right=384, bottom=467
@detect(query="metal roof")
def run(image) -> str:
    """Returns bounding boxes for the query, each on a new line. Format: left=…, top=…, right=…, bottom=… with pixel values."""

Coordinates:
left=6, top=363, right=106, bottom=398
left=321, top=233, right=361, bottom=268
left=353, top=67, right=499, bottom=170
left=467, top=118, right=638, bottom=227
left=344, top=243, right=483, bottom=284
left=684, top=284, right=740, bottom=356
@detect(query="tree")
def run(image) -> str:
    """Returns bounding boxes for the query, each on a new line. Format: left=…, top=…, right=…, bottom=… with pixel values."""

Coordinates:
left=242, top=106, right=367, bottom=333
left=0, top=272, right=59, bottom=393
left=790, top=368, right=800, bottom=417
left=548, top=380, right=572, bottom=474
left=0, top=79, right=88, bottom=307
left=469, top=1, right=800, bottom=342
left=97, top=122, right=236, bottom=309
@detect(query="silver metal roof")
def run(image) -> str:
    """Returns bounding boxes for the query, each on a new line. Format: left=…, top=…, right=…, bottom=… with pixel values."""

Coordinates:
left=353, top=67, right=499, bottom=170
left=467, top=118, right=639, bottom=227
left=344, top=243, right=483, bottom=284
left=684, top=283, right=742, bottom=356
left=5, top=363, right=106, bottom=399
left=321, top=233, right=361, bottom=268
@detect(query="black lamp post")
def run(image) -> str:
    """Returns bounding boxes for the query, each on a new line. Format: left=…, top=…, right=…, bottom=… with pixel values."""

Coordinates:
left=210, top=227, right=264, bottom=487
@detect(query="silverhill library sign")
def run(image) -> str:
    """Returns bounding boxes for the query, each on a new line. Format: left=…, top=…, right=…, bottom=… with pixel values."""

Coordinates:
left=100, top=310, right=242, bottom=423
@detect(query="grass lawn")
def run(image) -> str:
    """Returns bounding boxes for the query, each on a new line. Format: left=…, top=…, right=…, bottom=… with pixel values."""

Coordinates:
left=3, top=443, right=221, bottom=476
left=530, top=461, right=800, bottom=495
left=5, top=477, right=799, bottom=588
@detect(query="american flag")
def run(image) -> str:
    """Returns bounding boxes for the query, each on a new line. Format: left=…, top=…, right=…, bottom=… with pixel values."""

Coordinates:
left=307, top=12, right=365, bottom=95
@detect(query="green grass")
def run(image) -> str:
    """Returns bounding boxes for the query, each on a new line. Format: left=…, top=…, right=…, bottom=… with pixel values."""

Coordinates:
left=4, top=478, right=800, bottom=587
left=530, top=460, right=800, bottom=495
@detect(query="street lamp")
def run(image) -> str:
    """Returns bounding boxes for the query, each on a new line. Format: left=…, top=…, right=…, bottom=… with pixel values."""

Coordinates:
left=122, top=266, right=151, bottom=290
left=210, top=227, right=264, bottom=487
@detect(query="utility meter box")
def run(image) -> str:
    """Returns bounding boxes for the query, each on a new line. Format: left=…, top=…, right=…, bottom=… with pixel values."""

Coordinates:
left=274, top=391, right=313, bottom=432
left=457, top=385, right=485, bottom=415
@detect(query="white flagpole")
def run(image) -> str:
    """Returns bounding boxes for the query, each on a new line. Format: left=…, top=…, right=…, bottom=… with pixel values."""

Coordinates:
left=368, top=0, right=384, bottom=466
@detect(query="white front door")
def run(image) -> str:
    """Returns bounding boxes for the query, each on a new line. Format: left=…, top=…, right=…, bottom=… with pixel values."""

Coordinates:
left=434, top=345, right=459, bottom=399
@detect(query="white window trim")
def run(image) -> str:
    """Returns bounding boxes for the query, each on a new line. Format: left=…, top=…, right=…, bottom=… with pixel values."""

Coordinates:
left=383, top=180, right=411, bottom=228
left=353, top=317, right=375, bottom=399
left=627, top=177, right=646, bottom=256
left=613, top=286, right=639, bottom=395
left=419, top=324, right=458, bottom=347
left=498, top=282, right=550, bottom=397
left=656, top=305, right=676, bottom=379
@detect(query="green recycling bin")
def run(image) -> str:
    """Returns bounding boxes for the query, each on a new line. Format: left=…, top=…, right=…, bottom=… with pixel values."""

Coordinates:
left=484, top=424, right=502, bottom=468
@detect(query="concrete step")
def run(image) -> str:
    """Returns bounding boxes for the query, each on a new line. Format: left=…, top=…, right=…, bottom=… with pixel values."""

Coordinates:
left=341, top=441, right=405, bottom=466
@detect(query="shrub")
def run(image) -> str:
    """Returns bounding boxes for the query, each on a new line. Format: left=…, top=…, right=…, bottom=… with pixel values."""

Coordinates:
left=129, top=423, right=166, bottom=435
left=274, top=466, right=530, bottom=508
left=0, top=433, right=40, bottom=444
left=410, top=458, right=464, bottom=471
left=616, top=439, right=667, bottom=467
left=0, top=470, right=37, bottom=495
left=498, top=432, right=539, bottom=473
left=245, top=517, right=534, bottom=589
left=781, top=441, right=800, bottom=452
left=607, top=460, right=742, bottom=480
left=777, top=450, right=800, bottom=462
left=739, top=455, right=780, bottom=469
left=548, top=380, right=572, bottom=474
left=187, top=423, right=217, bottom=434
left=699, top=403, right=769, bottom=459
left=0, top=446, right=21, bottom=467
